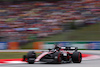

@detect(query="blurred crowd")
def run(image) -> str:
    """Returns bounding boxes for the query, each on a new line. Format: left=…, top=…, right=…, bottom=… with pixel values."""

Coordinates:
left=0, top=0, right=100, bottom=42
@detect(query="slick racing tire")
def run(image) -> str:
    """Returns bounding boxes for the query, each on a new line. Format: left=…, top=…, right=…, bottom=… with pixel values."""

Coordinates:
left=72, top=52, right=82, bottom=63
left=27, top=51, right=36, bottom=64
left=54, top=52, right=62, bottom=64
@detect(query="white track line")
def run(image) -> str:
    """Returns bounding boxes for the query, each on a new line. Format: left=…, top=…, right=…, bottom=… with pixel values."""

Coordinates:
left=82, top=55, right=100, bottom=60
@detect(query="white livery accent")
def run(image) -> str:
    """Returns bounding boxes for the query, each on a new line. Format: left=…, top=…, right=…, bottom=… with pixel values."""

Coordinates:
left=61, top=47, right=66, bottom=49
left=35, top=52, right=52, bottom=62
left=70, top=47, right=75, bottom=49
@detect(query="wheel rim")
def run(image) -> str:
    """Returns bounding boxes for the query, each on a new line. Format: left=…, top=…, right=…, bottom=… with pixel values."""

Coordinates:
left=58, top=53, right=62, bottom=63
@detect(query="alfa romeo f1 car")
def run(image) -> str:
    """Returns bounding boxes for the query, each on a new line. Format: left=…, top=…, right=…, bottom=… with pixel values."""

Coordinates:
left=23, top=46, right=82, bottom=64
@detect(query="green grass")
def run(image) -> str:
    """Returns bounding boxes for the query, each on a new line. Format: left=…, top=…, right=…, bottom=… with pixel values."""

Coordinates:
left=20, top=42, right=33, bottom=49
left=0, top=52, right=41, bottom=59
left=40, top=32, right=69, bottom=41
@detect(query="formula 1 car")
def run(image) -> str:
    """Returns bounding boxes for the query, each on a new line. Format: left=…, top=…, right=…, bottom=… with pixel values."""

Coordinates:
left=23, top=46, right=82, bottom=64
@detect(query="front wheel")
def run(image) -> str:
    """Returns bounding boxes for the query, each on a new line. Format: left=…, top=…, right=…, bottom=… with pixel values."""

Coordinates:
left=27, top=58, right=35, bottom=64
left=72, top=52, right=82, bottom=63
left=27, top=51, right=36, bottom=64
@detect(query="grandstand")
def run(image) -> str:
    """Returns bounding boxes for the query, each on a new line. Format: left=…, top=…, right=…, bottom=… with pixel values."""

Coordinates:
left=0, top=0, right=100, bottom=44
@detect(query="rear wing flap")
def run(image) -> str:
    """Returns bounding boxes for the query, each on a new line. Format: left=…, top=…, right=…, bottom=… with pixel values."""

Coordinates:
left=61, top=47, right=78, bottom=51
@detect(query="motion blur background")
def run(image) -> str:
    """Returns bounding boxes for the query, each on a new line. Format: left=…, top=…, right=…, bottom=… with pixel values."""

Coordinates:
left=0, top=0, right=100, bottom=50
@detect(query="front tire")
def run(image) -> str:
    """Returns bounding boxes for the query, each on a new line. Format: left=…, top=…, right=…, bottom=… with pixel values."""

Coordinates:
left=72, top=52, right=82, bottom=63
left=27, top=51, right=36, bottom=64
left=28, top=58, right=35, bottom=64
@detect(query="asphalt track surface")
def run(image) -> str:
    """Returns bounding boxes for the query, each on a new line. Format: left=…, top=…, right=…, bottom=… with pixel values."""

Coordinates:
left=0, top=50, right=100, bottom=67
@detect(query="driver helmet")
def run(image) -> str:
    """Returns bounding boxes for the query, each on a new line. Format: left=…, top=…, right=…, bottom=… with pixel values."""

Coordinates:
left=54, top=44, right=61, bottom=51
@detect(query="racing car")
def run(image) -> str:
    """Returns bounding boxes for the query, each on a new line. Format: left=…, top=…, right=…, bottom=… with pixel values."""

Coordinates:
left=23, top=46, right=82, bottom=64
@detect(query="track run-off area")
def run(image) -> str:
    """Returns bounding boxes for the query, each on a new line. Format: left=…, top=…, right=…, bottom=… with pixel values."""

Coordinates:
left=0, top=50, right=100, bottom=67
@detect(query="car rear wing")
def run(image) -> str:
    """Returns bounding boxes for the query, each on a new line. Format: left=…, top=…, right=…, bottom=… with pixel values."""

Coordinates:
left=61, top=47, right=78, bottom=51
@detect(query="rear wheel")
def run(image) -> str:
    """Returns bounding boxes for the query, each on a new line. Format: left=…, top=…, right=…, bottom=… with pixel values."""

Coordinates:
left=72, top=52, right=82, bottom=63
left=27, top=51, right=36, bottom=64
left=54, top=52, right=62, bottom=64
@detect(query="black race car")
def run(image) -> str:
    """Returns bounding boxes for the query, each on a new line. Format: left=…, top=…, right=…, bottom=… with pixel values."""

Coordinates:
left=23, top=46, right=82, bottom=64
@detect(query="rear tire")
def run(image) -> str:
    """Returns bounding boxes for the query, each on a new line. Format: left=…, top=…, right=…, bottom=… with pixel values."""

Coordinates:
left=72, top=52, right=82, bottom=63
left=27, top=51, right=36, bottom=64
left=54, top=52, right=62, bottom=64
